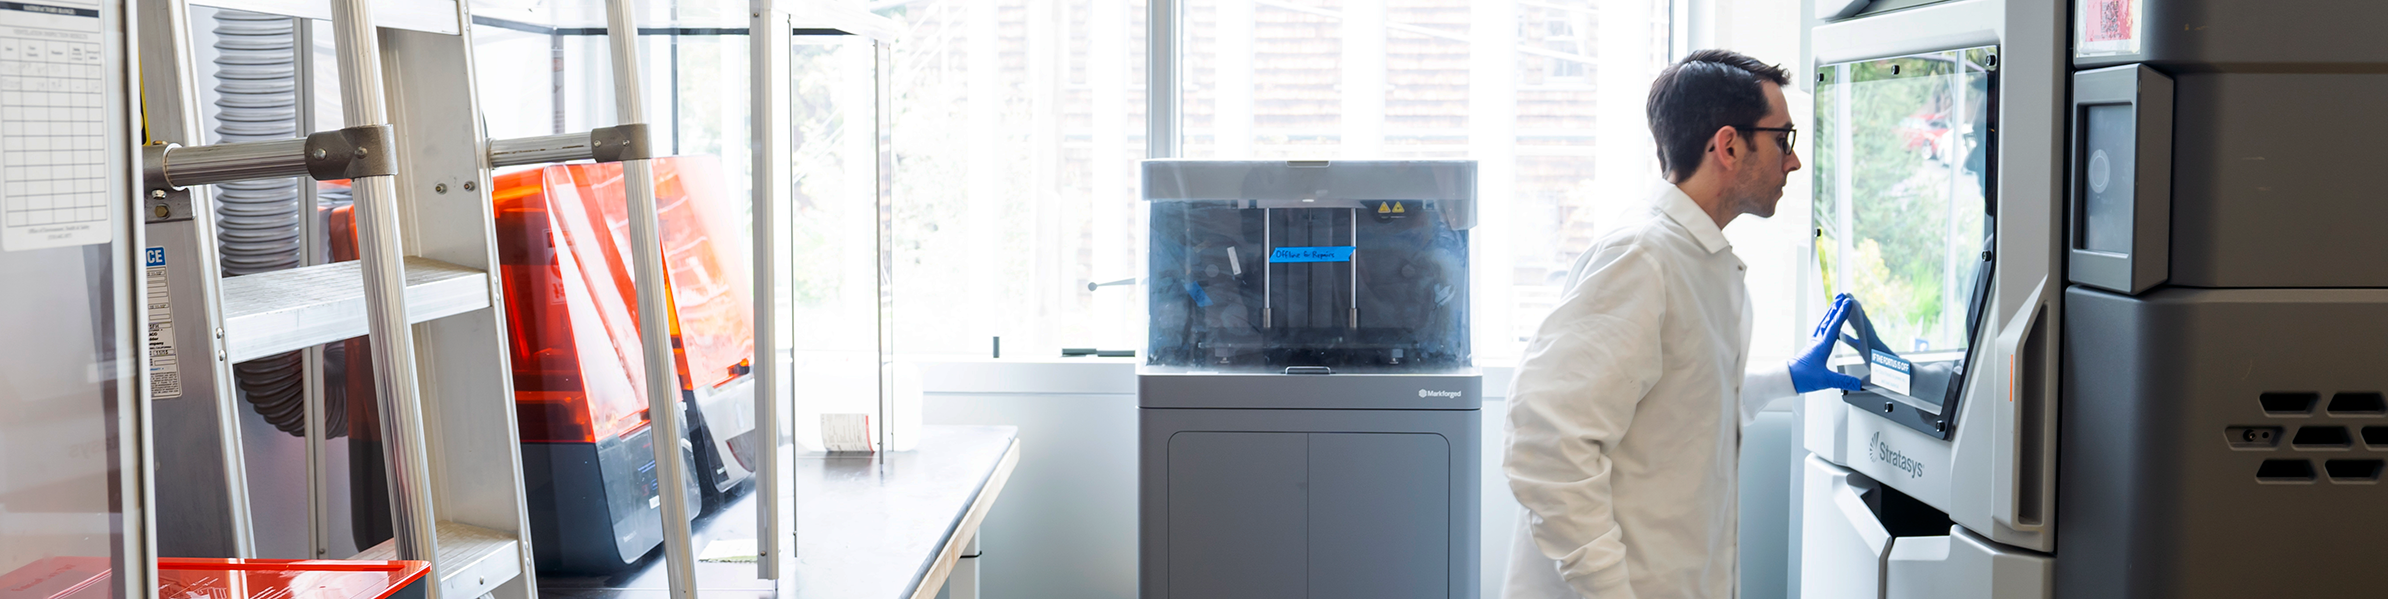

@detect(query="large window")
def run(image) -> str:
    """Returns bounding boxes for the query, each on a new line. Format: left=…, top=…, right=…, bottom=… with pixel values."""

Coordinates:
left=1180, top=0, right=1676, bottom=359
left=873, top=1, right=1151, bottom=358
left=464, top=1, right=1826, bottom=365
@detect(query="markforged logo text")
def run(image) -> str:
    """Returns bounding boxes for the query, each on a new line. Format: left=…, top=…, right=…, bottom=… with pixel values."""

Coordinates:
left=1418, top=389, right=1463, bottom=398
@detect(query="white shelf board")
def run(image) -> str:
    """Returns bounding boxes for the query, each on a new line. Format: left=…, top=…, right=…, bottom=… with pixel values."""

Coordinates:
left=354, top=520, right=523, bottom=599
left=221, top=256, right=490, bottom=363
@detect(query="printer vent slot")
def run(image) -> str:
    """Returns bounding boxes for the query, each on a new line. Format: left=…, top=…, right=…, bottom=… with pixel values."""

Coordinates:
left=2261, top=392, right=2320, bottom=416
left=2293, top=426, right=2353, bottom=450
left=2324, top=459, right=2384, bottom=483
left=2256, top=459, right=2317, bottom=483
left=2327, top=392, right=2387, bottom=416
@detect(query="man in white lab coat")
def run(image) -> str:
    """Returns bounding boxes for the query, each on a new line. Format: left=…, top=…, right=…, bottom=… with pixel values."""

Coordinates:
left=1502, top=49, right=1864, bottom=599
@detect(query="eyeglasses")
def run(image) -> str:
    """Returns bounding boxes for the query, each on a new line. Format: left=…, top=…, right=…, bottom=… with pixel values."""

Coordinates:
left=1744, top=126, right=1798, bottom=153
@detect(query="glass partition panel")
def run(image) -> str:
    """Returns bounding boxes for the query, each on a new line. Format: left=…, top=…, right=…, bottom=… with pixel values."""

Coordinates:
left=782, top=35, right=889, bottom=450
left=1, top=243, right=134, bottom=596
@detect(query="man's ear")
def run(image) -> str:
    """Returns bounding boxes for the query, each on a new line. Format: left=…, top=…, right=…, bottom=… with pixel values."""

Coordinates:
left=1708, top=126, right=1742, bottom=171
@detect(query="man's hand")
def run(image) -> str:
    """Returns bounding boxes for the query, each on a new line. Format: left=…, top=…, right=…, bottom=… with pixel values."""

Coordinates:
left=1788, top=293, right=1864, bottom=393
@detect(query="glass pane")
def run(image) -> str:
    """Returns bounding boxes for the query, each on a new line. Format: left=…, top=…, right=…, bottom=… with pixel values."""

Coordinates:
left=783, top=38, right=884, bottom=449
left=1815, top=46, right=1995, bottom=356
left=0, top=245, right=127, bottom=597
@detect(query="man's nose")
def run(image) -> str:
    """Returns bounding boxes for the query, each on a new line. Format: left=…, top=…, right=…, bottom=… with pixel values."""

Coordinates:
left=1786, top=148, right=1803, bottom=173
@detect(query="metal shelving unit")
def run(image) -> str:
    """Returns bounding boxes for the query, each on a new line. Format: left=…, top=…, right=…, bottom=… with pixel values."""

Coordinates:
left=135, top=1, right=683, bottom=598
left=123, top=1, right=910, bottom=596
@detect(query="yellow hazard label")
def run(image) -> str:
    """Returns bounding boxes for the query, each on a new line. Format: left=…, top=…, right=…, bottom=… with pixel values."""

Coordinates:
left=1377, top=203, right=1391, bottom=214
left=1392, top=203, right=1406, bottom=214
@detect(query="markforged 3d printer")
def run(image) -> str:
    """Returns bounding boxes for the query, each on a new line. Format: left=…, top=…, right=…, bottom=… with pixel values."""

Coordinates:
left=1137, top=160, right=1481, bottom=599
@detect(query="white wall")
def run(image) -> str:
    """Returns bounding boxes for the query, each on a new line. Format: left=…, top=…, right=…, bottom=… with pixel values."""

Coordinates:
left=917, top=359, right=1797, bottom=599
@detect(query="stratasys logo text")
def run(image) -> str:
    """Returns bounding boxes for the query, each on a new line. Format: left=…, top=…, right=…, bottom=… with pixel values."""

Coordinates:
left=1418, top=389, right=1464, bottom=398
left=1868, top=432, right=1925, bottom=479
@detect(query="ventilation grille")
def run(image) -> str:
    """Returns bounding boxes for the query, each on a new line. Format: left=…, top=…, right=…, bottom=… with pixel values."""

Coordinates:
left=2242, top=392, right=2388, bottom=483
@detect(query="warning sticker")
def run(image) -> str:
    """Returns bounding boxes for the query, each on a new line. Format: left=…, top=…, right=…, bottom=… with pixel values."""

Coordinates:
left=144, top=245, right=181, bottom=400
left=2086, top=0, right=2132, bottom=41
left=2079, top=0, right=2142, bottom=57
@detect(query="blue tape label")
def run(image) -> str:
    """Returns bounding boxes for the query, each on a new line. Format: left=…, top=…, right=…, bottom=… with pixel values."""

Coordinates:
left=1869, top=352, right=1912, bottom=397
left=1269, top=246, right=1355, bottom=263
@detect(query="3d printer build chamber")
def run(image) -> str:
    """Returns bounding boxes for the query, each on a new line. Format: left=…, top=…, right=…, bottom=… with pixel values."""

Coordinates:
left=1144, top=160, right=1475, bottom=370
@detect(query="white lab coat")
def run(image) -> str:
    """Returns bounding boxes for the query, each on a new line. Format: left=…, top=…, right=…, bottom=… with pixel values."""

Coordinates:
left=1502, top=184, right=1797, bottom=599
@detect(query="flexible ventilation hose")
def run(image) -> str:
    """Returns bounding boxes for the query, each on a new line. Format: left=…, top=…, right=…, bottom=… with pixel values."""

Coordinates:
left=213, top=11, right=343, bottom=438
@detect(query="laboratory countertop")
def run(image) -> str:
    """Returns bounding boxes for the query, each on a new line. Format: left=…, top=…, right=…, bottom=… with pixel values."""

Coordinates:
left=538, top=425, right=1022, bottom=599
left=786, top=425, right=1019, bottom=598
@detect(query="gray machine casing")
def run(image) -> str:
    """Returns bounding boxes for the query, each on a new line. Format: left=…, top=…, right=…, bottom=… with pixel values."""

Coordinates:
left=2061, top=289, right=2388, bottom=598
left=1801, top=1, right=2388, bottom=599
left=1138, top=159, right=1481, bottom=599
left=1139, top=370, right=1481, bottom=599
left=2052, top=1, right=2388, bottom=597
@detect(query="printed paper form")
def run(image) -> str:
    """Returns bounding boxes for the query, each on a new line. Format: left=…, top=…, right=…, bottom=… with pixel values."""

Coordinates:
left=0, top=0, right=111, bottom=252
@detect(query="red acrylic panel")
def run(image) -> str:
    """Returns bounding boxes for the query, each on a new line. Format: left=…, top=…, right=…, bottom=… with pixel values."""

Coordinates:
left=0, top=558, right=427, bottom=599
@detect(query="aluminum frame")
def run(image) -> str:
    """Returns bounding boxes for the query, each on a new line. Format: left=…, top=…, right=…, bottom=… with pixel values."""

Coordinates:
left=749, top=0, right=794, bottom=579
left=1147, top=0, right=1180, bottom=159
left=135, top=0, right=258, bottom=560
left=596, top=1, right=700, bottom=597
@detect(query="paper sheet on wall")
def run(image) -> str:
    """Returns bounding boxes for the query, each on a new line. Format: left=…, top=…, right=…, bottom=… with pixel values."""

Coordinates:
left=0, top=1, right=112, bottom=252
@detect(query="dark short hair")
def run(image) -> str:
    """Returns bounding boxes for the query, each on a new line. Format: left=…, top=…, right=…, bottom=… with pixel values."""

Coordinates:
left=1647, top=49, right=1791, bottom=183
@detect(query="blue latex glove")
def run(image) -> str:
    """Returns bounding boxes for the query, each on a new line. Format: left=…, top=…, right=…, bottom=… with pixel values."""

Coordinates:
left=1788, top=294, right=1866, bottom=393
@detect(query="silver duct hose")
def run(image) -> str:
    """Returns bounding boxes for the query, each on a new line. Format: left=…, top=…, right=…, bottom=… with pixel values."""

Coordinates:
left=213, top=11, right=344, bottom=438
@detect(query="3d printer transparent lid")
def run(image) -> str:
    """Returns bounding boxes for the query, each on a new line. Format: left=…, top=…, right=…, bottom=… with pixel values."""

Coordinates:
left=1143, top=160, right=1475, bottom=372
left=1815, top=46, right=1998, bottom=435
left=1816, top=47, right=1995, bottom=360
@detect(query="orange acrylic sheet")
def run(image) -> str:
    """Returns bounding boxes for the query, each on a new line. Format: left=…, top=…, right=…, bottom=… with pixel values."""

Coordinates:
left=491, top=166, right=651, bottom=443
left=550, top=157, right=756, bottom=391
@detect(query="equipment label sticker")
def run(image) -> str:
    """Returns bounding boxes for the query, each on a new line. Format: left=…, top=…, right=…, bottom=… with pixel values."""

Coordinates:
left=0, top=0, right=114, bottom=251
left=1870, top=352, right=1912, bottom=397
left=2078, top=0, right=2142, bottom=58
left=1269, top=246, right=1355, bottom=263
left=2085, top=0, right=2133, bottom=42
left=144, top=245, right=181, bottom=400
